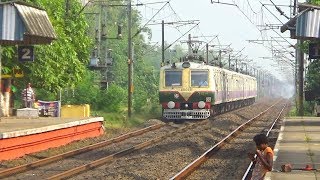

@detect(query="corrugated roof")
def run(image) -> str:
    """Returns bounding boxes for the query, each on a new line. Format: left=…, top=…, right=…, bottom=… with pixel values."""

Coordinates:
left=0, top=3, right=25, bottom=42
left=14, top=3, right=56, bottom=39
left=0, top=1, right=56, bottom=45
left=296, top=8, right=320, bottom=40
left=281, top=3, right=320, bottom=40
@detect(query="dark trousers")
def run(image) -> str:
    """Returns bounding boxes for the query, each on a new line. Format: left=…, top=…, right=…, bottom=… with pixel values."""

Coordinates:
left=24, top=100, right=33, bottom=108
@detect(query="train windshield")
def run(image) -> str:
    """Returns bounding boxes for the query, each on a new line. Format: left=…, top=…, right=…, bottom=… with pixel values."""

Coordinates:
left=191, top=71, right=208, bottom=87
left=165, top=71, right=182, bottom=86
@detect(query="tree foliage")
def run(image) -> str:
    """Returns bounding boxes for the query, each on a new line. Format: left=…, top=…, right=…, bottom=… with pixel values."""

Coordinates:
left=304, top=1, right=320, bottom=100
left=308, top=0, right=320, bottom=5
left=2, top=0, right=92, bottom=94
left=306, top=60, right=320, bottom=91
left=98, top=84, right=126, bottom=112
left=1, top=0, right=187, bottom=116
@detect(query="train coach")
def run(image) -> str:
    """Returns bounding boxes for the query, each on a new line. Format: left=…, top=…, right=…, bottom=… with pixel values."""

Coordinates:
left=159, top=60, right=257, bottom=120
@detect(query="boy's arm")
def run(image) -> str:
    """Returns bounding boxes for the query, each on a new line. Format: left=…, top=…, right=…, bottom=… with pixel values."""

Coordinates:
left=31, top=89, right=35, bottom=100
left=256, top=150, right=273, bottom=171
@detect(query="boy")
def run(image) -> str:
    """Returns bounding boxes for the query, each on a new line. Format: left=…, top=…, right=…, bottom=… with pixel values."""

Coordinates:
left=248, top=133, right=274, bottom=180
left=21, top=83, right=35, bottom=108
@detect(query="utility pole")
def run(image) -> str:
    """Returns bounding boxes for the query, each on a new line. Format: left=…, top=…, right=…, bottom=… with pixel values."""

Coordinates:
left=206, top=43, right=209, bottom=64
left=161, top=20, right=165, bottom=66
left=235, top=58, right=238, bottom=72
left=297, top=39, right=304, bottom=116
left=127, top=0, right=133, bottom=118
left=100, top=4, right=108, bottom=89
left=293, top=0, right=304, bottom=116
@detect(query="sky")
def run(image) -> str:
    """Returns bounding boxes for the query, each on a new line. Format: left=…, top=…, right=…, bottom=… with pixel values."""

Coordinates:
left=136, top=0, right=298, bottom=82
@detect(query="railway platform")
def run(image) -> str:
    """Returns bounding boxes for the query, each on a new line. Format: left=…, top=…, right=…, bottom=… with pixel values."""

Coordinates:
left=265, top=117, right=320, bottom=180
left=0, top=116, right=104, bottom=161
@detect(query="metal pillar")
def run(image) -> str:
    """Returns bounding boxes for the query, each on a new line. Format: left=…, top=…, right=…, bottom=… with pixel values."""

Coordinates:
left=161, top=20, right=164, bottom=66
left=206, top=43, right=209, bottom=64
left=127, top=0, right=133, bottom=118
left=297, top=40, right=304, bottom=116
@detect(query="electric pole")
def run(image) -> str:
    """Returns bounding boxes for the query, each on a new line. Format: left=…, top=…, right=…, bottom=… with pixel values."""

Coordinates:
left=162, top=20, right=164, bottom=65
left=297, top=39, right=304, bottom=116
left=293, top=0, right=304, bottom=116
left=127, top=0, right=133, bottom=118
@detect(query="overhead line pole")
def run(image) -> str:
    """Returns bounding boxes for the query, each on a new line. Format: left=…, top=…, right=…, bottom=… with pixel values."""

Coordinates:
left=162, top=20, right=165, bottom=66
left=292, top=0, right=303, bottom=116
left=127, top=0, right=133, bottom=118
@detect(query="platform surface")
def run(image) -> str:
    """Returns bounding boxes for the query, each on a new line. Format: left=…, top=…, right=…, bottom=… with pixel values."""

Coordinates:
left=265, top=116, right=320, bottom=180
left=0, top=116, right=103, bottom=138
left=0, top=116, right=104, bottom=160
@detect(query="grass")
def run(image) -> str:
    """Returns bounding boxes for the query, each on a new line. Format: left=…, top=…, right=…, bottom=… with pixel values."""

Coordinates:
left=288, top=107, right=297, bottom=116
left=305, top=136, right=312, bottom=142
left=92, top=107, right=162, bottom=130
left=288, top=103, right=315, bottom=117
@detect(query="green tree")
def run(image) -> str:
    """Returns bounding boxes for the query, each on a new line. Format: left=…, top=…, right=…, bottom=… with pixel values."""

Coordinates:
left=2, top=0, right=92, bottom=94
left=98, top=84, right=126, bottom=112
left=60, top=71, right=100, bottom=107
left=306, top=60, right=320, bottom=92
left=308, top=0, right=320, bottom=5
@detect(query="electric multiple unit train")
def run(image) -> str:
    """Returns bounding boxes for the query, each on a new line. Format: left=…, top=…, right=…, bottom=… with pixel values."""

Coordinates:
left=159, top=60, right=257, bottom=120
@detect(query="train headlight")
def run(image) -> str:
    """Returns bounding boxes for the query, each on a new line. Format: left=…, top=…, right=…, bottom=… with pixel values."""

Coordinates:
left=182, top=62, right=190, bottom=68
left=167, top=101, right=175, bottom=109
left=198, top=101, right=206, bottom=109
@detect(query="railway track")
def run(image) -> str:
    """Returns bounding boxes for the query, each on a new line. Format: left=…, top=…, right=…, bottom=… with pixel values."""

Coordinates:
left=172, top=100, right=288, bottom=179
left=0, top=98, right=284, bottom=179
left=69, top=98, right=281, bottom=179
left=1, top=118, right=211, bottom=179
left=0, top=123, right=169, bottom=179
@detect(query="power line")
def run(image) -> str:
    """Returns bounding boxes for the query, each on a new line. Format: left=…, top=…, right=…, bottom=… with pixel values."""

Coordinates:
left=268, top=0, right=290, bottom=19
left=132, top=1, right=170, bottom=38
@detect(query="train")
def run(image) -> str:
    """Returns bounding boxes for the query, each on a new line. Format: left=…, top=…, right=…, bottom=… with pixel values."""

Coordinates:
left=159, top=58, right=257, bottom=120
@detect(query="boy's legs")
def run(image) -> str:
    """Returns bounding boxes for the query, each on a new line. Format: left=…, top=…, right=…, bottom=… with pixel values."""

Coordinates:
left=27, top=101, right=32, bottom=108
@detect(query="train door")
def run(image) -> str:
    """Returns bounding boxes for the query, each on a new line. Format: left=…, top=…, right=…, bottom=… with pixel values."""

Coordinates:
left=222, top=71, right=227, bottom=103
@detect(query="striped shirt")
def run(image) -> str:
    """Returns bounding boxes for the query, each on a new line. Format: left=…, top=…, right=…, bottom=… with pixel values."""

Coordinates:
left=21, top=87, right=34, bottom=101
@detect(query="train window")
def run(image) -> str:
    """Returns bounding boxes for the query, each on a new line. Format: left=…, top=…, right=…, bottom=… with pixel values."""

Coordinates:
left=191, top=71, right=208, bottom=87
left=165, top=71, right=182, bottom=86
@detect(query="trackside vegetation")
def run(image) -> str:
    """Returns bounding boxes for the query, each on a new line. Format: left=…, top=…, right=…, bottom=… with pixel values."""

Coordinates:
left=1, top=0, right=164, bottom=127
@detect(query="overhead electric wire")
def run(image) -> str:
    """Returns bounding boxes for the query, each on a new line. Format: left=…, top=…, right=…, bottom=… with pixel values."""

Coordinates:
left=268, top=0, right=290, bottom=19
left=246, top=0, right=258, bottom=14
left=132, top=1, right=170, bottom=38
left=260, top=2, right=284, bottom=24
left=165, top=22, right=200, bottom=50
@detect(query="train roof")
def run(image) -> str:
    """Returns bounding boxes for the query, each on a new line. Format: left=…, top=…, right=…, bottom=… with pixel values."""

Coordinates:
left=161, top=61, right=256, bottom=80
left=161, top=61, right=209, bottom=70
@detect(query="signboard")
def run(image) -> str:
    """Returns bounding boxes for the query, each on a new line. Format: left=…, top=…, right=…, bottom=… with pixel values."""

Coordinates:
left=18, top=46, right=34, bottom=62
left=35, top=100, right=61, bottom=117
left=1, top=68, right=24, bottom=78
left=308, top=43, right=320, bottom=59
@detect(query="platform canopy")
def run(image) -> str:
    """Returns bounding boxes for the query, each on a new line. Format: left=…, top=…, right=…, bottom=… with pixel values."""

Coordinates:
left=0, top=1, right=57, bottom=45
left=281, top=3, right=320, bottom=40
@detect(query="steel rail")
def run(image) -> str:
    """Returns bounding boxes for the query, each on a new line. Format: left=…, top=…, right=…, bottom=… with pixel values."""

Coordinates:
left=47, top=121, right=207, bottom=180
left=0, top=123, right=165, bottom=178
left=241, top=103, right=287, bottom=180
left=170, top=100, right=282, bottom=180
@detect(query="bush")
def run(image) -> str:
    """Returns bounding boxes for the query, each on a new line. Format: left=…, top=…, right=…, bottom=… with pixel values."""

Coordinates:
left=98, top=84, right=126, bottom=112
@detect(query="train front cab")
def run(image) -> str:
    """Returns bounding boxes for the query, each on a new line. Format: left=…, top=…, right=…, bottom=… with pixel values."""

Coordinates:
left=159, top=62, right=214, bottom=120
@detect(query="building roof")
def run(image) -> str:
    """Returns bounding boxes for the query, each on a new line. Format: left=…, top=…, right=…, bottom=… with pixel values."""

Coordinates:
left=281, top=3, right=320, bottom=40
left=0, top=1, right=57, bottom=45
